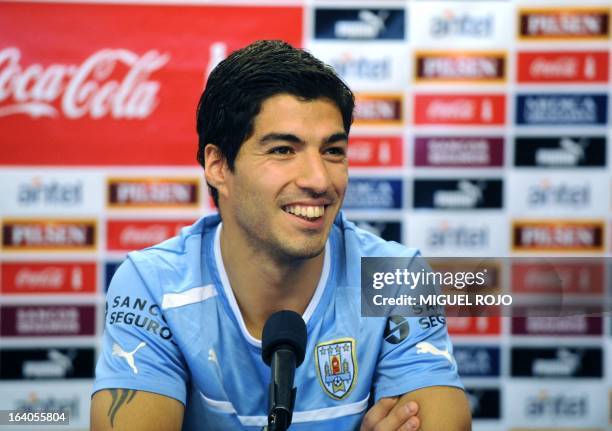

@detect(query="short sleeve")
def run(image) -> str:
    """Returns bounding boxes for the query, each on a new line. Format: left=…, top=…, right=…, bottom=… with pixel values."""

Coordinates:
left=372, top=254, right=463, bottom=400
left=93, top=256, right=188, bottom=404
left=373, top=317, right=463, bottom=401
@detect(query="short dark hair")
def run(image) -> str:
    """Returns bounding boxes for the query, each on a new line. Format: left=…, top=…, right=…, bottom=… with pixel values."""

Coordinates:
left=196, top=40, right=354, bottom=207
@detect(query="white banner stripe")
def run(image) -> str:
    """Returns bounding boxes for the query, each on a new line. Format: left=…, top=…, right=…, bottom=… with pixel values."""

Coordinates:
left=161, top=284, right=217, bottom=309
left=201, top=392, right=369, bottom=426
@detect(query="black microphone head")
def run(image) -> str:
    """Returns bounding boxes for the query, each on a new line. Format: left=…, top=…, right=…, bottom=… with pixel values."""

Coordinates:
left=262, top=310, right=307, bottom=367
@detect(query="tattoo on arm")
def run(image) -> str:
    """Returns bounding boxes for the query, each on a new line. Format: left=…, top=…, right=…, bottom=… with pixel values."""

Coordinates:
left=107, top=389, right=137, bottom=427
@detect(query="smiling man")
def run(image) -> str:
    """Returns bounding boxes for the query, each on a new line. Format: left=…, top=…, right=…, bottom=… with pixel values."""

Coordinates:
left=91, top=40, right=470, bottom=431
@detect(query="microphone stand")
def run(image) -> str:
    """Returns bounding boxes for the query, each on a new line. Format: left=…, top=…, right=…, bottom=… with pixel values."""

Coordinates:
left=267, top=348, right=297, bottom=431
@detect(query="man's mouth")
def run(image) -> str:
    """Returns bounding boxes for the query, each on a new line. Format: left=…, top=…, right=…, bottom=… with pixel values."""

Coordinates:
left=283, top=205, right=325, bottom=221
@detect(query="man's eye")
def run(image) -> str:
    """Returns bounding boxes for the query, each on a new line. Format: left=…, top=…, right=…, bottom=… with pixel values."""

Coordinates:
left=326, top=147, right=346, bottom=156
left=270, top=146, right=293, bottom=155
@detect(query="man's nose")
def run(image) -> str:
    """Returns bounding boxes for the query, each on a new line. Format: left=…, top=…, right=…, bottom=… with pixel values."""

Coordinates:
left=295, top=150, right=332, bottom=194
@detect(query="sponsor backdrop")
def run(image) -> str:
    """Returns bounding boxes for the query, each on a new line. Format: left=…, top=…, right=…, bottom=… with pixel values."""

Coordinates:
left=0, top=0, right=610, bottom=429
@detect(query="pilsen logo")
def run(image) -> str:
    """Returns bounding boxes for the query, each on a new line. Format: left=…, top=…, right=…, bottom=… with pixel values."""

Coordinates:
left=1, top=219, right=96, bottom=251
left=414, top=51, right=506, bottom=82
left=519, top=8, right=610, bottom=39
left=0, top=47, right=169, bottom=119
left=347, top=136, right=403, bottom=167
left=518, top=51, right=609, bottom=83
left=0, top=262, right=97, bottom=294
left=414, top=94, right=505, bottom=125
left=512, top=220, right=604, bottom=252
left=107, top=178, right=200, bottom=208
left=353, top=94, right=403, bottom=126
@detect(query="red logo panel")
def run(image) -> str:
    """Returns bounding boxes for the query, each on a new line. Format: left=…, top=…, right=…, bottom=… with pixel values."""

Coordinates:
left=107, top=219, right=193, bottom=252
left=512, top=260, right=604, bottom=295
left=1, top=262, right=97, bottom=294
left=414, top=94, right=505, bottom=126
left=447, top=316, right=501, bottom=336
left=348, top=136, right=403, bottom=167
left=518, top=51, right=609, bottom=83
left=0, top=2, right=302, bottom=165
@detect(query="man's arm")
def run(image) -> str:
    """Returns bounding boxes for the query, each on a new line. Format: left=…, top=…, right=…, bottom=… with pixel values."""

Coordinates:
left=91, top=389, right=184, bottom=431
left=390, top=386, right=471, bottom=431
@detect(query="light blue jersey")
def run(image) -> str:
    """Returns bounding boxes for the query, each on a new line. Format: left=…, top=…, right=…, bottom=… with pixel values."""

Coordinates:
left=94, top=212, right=463, bottom=430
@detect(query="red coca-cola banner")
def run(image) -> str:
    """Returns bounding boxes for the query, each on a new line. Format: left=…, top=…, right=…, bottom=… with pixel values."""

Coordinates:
left=0, top=2, right=302, bottom=165
left=107, top=219, right=194, bottom=252
left=1, top=262, right=97, bottom=294
left=414, top=94, right=505, bottom=126
left=517, top=51, right=609, bottom=83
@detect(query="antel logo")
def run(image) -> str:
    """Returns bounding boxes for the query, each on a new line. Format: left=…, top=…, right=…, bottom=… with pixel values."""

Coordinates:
left=0, top=305, right=96, bottom=336
left=414, top=51, right=506, bottom=82
left=427, top=221, right=489, bottom=249
left=343, top=178, right=403, bottom=210
left=1, top=219, right=97, bottom=251
left=348, top=136, right=403, bottom=167
left=525, top=391, right=588, bottom=419
left=314, top=8, right=405, bottom=40
left=447, top=316, right=501, bottom=336
left=0, top=47, right=169, bottom=120
left=512, top=220, right=604, bottom=252
left=512, top=260, right=604, bottom=295
left=17, top=177, right=83, bottom=206
left=526, top=178, right=590, bottom=209
left=329, top=52, right=392, bottom=81
left=414, top=136, right=503, bottom=167
left=413, top=179, right=503, bottom=209
left=1, top=262, right=97, bottom=294
left=518, top=51, right=609, bottom=83
left=430, top=10, right=494, bottom=39
left=519, top=8, right=610, bottom=39
left=516, top=94, right=608, bottom=126
left=107, top=177, right=200, bottom=208
left=106, top=219, right=192, bottom=252
left=514, top=136, right=607, bottom=168
left=414, top=94, right=505, bottom=125
left=511, top=347, right=603, bottom=378
left=0, top=347, right=95, bottom=379
left=354, top=94, right=403, bottom=125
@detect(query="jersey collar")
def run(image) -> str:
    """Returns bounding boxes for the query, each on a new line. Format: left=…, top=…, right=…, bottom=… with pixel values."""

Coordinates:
left=213, top=222, right=331, bottom=348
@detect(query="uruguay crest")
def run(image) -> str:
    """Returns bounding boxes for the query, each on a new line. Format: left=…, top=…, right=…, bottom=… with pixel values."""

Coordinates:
left=315, top=338, right=357, bottom=400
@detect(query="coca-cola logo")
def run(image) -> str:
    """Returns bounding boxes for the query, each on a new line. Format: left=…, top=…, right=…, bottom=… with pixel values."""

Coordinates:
left=0, top=47, right=169, bottom=119
left=119, top=226, right=170, bottom=246
left=16, top=268, right=64, bottom=289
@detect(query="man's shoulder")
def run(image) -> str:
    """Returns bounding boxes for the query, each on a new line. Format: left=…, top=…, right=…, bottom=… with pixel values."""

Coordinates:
left=334, top=213, right=419, bottom=259
left=123, top=214, right=220, bottom=295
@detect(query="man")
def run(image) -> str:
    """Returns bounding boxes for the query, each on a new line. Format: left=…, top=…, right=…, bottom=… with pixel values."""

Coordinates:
left=91, top=40, right=471, bottom=430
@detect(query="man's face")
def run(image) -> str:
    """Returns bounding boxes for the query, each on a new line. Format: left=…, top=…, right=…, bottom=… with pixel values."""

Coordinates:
left=221, top=93, right=348, bottom=261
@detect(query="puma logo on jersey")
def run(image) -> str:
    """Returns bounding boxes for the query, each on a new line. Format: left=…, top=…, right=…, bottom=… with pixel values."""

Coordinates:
left=112, top=341, right=147, bottom=374
left=416, top=341, right=453, bottom=364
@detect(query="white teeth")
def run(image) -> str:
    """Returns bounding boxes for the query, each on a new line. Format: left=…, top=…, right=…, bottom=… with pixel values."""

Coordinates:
left=285, top=205, right=325, bottom=218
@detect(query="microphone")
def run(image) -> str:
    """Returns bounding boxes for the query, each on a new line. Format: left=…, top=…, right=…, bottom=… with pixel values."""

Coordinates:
left=262, top=310, right=307, bottom=431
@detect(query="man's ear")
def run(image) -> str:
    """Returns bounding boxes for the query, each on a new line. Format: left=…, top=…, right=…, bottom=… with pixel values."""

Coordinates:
left=204, top=144, right=230, bottom=198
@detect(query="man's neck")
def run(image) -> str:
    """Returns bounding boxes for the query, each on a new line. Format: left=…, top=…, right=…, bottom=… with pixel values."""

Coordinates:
left=219, top=225, right=325, bottom=340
